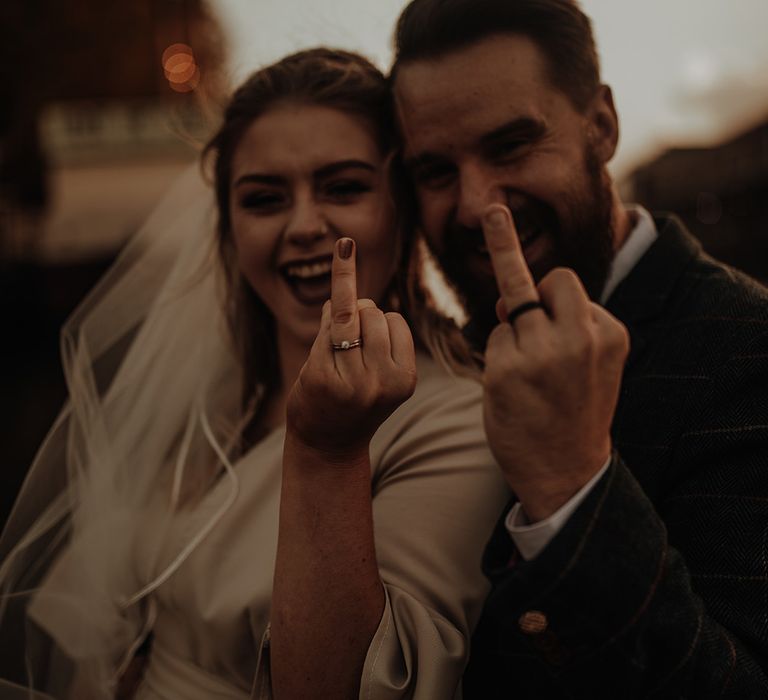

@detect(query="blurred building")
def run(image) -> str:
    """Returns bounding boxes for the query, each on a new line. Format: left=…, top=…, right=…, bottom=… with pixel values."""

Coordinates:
left=1, top=0, right=226, bottom=260
left=626, top=115, right=768, bottom=285
left=0, top=0, right=227, bottom=525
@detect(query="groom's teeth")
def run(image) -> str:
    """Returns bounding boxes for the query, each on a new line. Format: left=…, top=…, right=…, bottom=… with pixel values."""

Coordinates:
left=286, top=260, right=332, bottom=279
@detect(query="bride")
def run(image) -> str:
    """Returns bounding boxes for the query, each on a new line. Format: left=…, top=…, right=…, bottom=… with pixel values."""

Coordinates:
left=0, top=48, right=508, bottom=699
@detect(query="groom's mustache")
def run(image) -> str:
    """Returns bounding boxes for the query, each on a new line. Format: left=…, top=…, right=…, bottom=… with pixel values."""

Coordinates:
left=441, top=198, right=562, bottom=259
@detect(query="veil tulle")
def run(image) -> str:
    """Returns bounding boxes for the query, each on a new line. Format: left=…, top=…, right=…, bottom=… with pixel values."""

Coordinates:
left=0, top=166, right=247, bottom=698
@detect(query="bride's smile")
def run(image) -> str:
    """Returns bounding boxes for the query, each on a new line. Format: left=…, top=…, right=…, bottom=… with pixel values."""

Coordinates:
left=229, top=104, right=398, bottom=348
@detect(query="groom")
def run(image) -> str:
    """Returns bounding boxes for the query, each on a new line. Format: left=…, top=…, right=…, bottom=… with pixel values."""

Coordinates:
left=392, top=0, right=768, bottom=696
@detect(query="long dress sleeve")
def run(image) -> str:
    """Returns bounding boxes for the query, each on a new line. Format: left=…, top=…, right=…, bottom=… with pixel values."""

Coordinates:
left=358, top=356, right=509, bottom=699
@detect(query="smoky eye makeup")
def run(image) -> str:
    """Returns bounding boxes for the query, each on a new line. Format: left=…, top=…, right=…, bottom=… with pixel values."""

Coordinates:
left=322, top=177, right=374, bottom=200
left=237, top=188, right=286, bottom=211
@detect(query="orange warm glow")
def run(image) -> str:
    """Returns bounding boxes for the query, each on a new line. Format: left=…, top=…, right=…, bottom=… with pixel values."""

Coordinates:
left=169, top=67, right=200, bottom=92
left=162, top=43, right=193, bottom=64
left=162, top=43, right=199, bottom=92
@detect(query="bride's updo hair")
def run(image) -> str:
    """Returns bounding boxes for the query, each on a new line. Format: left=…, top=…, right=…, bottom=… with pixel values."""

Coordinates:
left=203, top=48, right=472, bottom=437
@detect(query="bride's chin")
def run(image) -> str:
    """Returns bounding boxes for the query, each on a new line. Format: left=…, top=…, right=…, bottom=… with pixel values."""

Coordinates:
left=275, top=319, right=324, bottom=352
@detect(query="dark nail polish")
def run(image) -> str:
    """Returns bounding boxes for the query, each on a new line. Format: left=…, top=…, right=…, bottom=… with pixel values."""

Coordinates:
left=339, top=238, right=353, bottom=260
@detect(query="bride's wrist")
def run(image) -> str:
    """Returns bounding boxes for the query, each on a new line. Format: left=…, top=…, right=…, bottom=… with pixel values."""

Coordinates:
left=283, top=430, right=370, bottom=472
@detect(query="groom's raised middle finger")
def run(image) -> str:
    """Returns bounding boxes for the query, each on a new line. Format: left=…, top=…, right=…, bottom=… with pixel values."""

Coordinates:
left=482, top=204, right=546, bottom=336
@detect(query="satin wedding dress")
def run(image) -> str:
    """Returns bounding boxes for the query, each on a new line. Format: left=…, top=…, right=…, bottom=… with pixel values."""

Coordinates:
left=0, top=168, right=508, bottom=699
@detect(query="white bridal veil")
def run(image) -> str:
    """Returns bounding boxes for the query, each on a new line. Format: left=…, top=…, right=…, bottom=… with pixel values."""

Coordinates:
left=0, top=167, right=247, bottom=698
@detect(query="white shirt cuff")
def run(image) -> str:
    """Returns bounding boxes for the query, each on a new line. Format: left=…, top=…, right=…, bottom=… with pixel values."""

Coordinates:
left=505, top=457, right=612, bottom=561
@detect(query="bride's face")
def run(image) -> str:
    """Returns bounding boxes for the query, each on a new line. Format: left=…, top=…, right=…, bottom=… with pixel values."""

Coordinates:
left=229, top=103, right=398, bottom=348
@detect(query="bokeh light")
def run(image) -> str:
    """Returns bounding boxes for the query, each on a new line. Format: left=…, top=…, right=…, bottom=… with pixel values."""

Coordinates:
left=162, top=43, right=199, bottom=93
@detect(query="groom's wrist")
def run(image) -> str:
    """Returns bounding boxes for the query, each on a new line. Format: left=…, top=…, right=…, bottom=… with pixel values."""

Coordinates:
left=513, top=455, right=610, bottom=523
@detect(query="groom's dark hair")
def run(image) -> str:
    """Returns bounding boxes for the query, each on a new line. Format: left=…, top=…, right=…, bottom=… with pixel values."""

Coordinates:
left=392, top=0, right=601, bottom=112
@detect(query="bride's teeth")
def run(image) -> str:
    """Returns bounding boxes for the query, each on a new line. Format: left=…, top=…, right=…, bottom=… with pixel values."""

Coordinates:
left=286, top=260, right=332, bottom=279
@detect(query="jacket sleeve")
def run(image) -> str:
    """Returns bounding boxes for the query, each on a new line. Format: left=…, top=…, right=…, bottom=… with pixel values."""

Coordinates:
left=465, top=332, right=768, bottom=699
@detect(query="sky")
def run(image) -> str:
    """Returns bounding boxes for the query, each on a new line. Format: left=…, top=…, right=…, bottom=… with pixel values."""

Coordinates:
left=210, top=0, right=768, bottom=178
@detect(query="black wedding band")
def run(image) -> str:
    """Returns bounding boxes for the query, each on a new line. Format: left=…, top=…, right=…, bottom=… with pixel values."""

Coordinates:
left=506, top=300, right=545, bottom=326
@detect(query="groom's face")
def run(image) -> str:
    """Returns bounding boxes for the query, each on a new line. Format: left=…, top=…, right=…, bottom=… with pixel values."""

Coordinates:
left=394, top=34, right=618, bottom=337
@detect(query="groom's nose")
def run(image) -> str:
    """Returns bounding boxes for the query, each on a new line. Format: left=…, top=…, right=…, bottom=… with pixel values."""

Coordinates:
left=455, top=160, right=504, bottom=230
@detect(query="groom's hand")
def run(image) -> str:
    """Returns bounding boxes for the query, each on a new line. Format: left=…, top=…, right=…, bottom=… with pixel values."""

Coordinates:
left=481, top=204, right=629, bottom=522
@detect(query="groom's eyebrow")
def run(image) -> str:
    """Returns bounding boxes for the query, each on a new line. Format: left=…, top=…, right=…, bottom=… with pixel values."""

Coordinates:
left=403, top=117, right=547, bottom=170
left=403, top=152, right=446, bottom=172
left=479, top=117, right=547, bottom=148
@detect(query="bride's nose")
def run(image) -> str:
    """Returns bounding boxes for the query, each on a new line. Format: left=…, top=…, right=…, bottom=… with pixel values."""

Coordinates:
left=285, top=196, right=329, bottom=246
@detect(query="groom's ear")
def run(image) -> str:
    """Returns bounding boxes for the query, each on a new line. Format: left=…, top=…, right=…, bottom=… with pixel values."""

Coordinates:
left=586, top=85, right=619, bottom=164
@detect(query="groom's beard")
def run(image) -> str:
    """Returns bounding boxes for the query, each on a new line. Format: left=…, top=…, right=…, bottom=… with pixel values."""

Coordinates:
left=430, top=148, right=615, bottom=350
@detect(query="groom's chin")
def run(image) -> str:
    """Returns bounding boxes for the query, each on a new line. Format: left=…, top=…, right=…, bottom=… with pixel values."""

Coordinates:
left=464, top=306, right=500, bottom=352
left=440, top=271, right=500, bottom=350
left=441, top=255, right=498, bottom=302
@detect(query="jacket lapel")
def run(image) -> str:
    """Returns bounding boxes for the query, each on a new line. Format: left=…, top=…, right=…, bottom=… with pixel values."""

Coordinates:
left=605, top=214, right=701, bottom=369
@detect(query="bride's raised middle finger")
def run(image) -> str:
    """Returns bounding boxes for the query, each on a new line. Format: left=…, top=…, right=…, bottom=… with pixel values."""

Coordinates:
left=330, top=237, right=364, bottom=372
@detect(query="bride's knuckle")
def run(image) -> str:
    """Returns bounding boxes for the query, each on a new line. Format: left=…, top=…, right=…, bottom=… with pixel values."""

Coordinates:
left=333, top=309, right=356, bottom=326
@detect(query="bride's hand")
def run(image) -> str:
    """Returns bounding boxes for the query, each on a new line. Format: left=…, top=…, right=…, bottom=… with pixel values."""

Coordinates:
left=286, top=237, right=417, bottom=462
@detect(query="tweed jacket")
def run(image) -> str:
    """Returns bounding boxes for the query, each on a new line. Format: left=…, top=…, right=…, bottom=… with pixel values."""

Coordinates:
left=464, top=215, right=768, bottom=699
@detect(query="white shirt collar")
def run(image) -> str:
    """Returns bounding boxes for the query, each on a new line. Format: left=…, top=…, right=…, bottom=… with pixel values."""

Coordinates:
left=599, top=205, right=658, bottom=304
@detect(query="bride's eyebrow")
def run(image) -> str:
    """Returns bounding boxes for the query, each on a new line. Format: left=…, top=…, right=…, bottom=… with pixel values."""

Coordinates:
left=315, top=160, right=376, bottom=178
left=233, top=160, right=376, bottom=188
left=233, top=173, right=284, bottom=188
